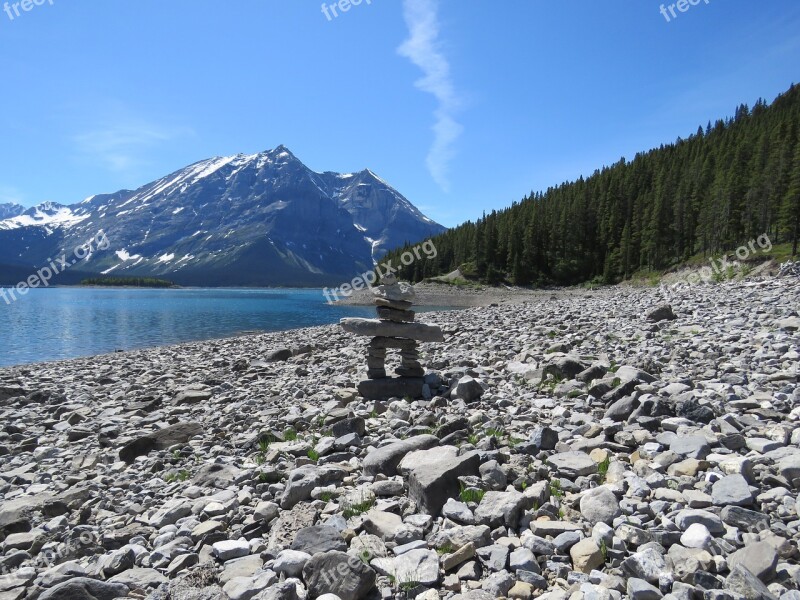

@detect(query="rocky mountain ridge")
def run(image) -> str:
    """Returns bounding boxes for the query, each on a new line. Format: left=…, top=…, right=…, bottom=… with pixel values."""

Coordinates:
left=0, top=147, right=445, bottom=286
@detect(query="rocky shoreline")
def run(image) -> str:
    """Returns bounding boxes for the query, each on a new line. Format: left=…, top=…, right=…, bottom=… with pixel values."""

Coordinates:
left=331, top=281, right=558, bottom=308
left=0, top=277, right=798, bottom=600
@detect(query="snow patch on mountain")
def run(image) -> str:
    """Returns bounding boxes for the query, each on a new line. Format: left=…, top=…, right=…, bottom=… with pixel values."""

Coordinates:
left=115, top=249, right=142, bottom=262
left=0, top=202, right=90, bottom=230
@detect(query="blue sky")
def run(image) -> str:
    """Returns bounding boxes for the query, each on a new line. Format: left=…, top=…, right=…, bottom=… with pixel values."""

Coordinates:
left=1, top=0, right=799, bottom=228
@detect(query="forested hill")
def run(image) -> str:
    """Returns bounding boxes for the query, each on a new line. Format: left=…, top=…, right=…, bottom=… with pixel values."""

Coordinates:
left=387, top=83, right=800, bottom=286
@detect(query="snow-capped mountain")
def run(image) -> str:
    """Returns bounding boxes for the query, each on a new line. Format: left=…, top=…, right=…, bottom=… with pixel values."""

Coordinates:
left=0, top=203, right=24, bottom=220
left=0, top=146, right=446, bottom=286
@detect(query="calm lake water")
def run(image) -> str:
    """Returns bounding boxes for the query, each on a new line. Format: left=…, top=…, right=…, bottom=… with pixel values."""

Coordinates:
left=0, top=287, right=432, bottom=368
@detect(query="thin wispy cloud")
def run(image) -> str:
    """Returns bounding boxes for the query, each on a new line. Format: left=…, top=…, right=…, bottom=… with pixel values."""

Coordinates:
left=398, top=0, right=462, bottom=193
left=73, top=121, right=193, bottom=174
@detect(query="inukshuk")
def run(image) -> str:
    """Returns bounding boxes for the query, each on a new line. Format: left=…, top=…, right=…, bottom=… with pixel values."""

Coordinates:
left=340, top=274, right=444, bottom=400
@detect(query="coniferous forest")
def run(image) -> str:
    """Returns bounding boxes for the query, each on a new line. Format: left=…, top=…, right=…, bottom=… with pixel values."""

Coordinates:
left=385, top=83, right=800, bottom=286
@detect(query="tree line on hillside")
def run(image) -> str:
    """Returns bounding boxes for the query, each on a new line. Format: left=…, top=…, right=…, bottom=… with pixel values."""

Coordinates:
left=80, top=277, right=176, bottom=288
left=385, top=83, right=800, bottom=286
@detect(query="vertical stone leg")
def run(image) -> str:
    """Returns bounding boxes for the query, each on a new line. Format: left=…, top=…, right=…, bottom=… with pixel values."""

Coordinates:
left=395, top=344, right=424, bottom=377
left=367, top=342, right=387, bottom=379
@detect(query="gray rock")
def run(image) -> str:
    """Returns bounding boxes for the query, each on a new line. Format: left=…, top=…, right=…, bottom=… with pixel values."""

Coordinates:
left=362, top=435, right=439, bottom=478
left=725, top=564, right=778, bottom=600
left=166, top=553, right=200, bottom=577
left=253, top=581, right=299, bottom=600
left=254, top=502, right=281, bottom=523
left=119, top=422, right=203, bottom=463
left=669, top=435, right=710, bottom=460
left=523, top=535, right=556, bottom=556
left=481, top=570, right=514, bottom=597
left=720, top=506, right=769, bottom=531
left=149, top=499, right=192, bottom=528
left=674, top=509, right=724, bottom=533
left=776, top=316, right=800, bottom=331
left=627, top=578, right=664, bottom=600
left=553, top=530, right=582, bottom=553
left=647, top=305, right=677, bottom=322
left=362, top=510, right=403, bottom=541
left=223, top=570, right=277, bottom=600
left=605, top=395, right=640, bottom=422
left=280, top=465, right=320, bottom=509
left=621, top=548, right=669, bottom=584
left=509, top=547, right=537, bottom=572
left=712, top=474, right=753, bottom=506
left=543, top=356, right=587, bottom=380
left=473, top=490, right=528, bottom=528
left=398, top=446, right=480, bottom=515
left=192, top=463, right=242, bottom=489
left=358, top=378, right=425, bottom=401
left=340, top=318, right=444, bottom=342
left=331, top=417, right=366, bottom=438
left=547, top=451, right=597, bottom=476
left=108, top=567, right=167, bottom=590
left=777, top=454, right=800, bottom=484
left=526, top=426, right=559, bottom=451
left=174, top=389, right=213, bottom=405
left=371, top=549, right=439, bottom=586
left=453, top=376, right=484, bottom=403
left=266, top=348, right=292, bottom=362
left=273, top=550, right=312, bottom=577
left=38, top=577, right=130, bottom=600
left=302, top=551, right=376, bottom=600
left=428, top=525, right=492, bottom=550
left=213, top=540, right=250, bottom=562
left=579, top=486, right=621, bottom=525
left=442, top=498, right=474, bottom=523
left=476, top=544, right=509, bottom=572
left=727, top=541, right=778, bottom=582
left=291, top=526, right=346, bottom=555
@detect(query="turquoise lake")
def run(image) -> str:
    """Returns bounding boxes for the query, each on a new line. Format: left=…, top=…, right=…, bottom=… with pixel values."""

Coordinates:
left=0, top=288, right=398, bottom=367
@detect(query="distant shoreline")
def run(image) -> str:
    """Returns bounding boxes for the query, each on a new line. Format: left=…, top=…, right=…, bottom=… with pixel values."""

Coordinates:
left=331, top=280, right=583, bottom=307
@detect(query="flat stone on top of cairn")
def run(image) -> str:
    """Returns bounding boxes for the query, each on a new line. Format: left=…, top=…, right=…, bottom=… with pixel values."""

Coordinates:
left=340, top=274, right=443, bottom=400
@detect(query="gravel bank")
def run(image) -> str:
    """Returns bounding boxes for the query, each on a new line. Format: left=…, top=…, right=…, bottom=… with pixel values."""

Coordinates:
left=332, top=282, right=574, bottom=308
left=0, top=277, right=798, bottom=600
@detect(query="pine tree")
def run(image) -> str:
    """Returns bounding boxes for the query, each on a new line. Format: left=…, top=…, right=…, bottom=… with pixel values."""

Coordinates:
left=783, top=142, right=800, bottom=256
left=383, top=84, right=800, bottom=285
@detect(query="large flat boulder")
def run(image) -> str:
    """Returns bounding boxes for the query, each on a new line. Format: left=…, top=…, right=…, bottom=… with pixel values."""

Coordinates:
left=363, top=435, right=439, bottom=477
left=358, top=378, right=425, bottom=401
left=119, top=422, right=203, bottom=463
left=340, top=318, right=444, bottom=342
left=302, top=551, right=376, bottom=600
left=398, top=446, right=481, bottom=515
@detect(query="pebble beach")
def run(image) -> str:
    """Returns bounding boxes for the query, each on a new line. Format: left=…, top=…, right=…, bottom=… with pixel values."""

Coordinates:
left=0, top=276, right=798, bottom=600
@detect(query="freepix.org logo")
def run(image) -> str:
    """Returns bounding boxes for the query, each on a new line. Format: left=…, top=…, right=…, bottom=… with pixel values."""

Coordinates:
left=660, top=0, right=710, bottom=23
left=3, top=0, right=54, bottom=23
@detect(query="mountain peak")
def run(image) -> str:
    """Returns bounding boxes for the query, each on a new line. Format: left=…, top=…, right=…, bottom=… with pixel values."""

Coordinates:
left=359, top=168, right=388, bottom=184
left=269, top=144, right=295, bottom=157
left=0, top=148, right=446, bottom=285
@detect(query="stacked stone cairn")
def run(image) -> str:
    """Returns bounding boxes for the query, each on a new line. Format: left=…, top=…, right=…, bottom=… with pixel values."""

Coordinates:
left=340, top=274, right=444, bottom=400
